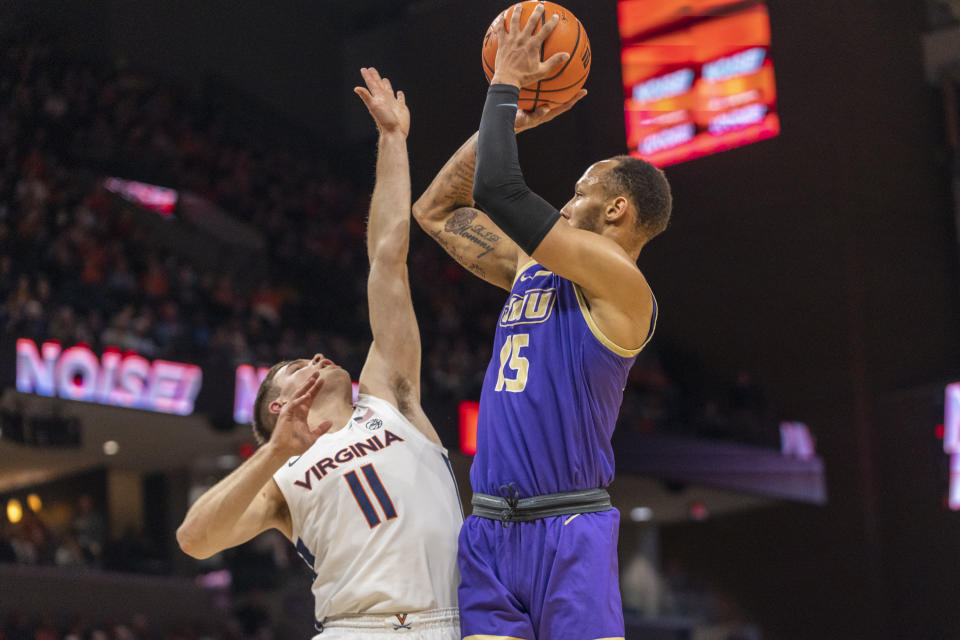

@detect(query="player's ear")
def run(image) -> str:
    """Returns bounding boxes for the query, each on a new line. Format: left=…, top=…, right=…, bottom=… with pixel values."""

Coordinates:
left=268, top=400, right=285, bottom=415
left=606, top=196, right=630, bottom=222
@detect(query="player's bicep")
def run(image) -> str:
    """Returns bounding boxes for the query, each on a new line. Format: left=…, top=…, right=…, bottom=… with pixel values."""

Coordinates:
left=365, top=260, right=421, bottom=383
left=418, top=207, right=519, bottom=291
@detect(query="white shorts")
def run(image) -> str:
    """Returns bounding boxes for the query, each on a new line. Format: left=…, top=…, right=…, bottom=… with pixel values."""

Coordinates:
left=313, top=608, right=459, bottom=639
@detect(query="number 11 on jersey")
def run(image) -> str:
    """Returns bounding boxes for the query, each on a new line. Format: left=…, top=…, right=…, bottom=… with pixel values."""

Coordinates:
left=345, top=464, right=396, bottom=528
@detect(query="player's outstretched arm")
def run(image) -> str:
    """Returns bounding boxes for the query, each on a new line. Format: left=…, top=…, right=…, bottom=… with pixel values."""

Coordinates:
left=353, top=68, right=442, bottom=446
left=474, top=4, right=653, bottom=348
left=412, top=95, right=585, bottom=292
left=177, top=373, right=331, bottom=559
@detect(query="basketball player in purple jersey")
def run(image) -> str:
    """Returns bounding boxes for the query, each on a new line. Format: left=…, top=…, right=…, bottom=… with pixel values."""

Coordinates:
left=413, top=6, right=672, bottom=639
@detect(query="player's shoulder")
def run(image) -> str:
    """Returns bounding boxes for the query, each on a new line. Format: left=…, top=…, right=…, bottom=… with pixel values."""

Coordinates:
left=574, top=264, right=656, bottom=357
left=511, top=259, right=560, bottom=288
left=355, top=393, right=447, bottom=451
left=356, top=392, right=403, bottom=419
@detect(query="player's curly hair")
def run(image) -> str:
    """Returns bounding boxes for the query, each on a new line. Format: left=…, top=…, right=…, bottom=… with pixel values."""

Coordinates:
left=604, top=155, right=673, bottom=240
left=251, top=360, right=293, bottom=445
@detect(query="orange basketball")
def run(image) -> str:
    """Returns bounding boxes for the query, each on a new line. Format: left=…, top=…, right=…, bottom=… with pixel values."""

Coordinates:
left=481, top=1, right=591, bottom=111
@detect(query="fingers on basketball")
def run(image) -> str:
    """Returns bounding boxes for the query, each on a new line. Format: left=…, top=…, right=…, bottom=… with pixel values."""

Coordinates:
left=495, top=13, right=507, bottom=38
left=542, top=50, right=570, bottom=76
left=549, top=89, right=586, bottom=117
left=510, top=3, right=524, bottom=31
left=522, top=3, right=545, bottom=35
left=482, top=3, right=592, bottom=111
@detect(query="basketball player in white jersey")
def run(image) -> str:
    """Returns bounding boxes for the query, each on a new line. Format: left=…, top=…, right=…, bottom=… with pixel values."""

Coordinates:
left=176, top=68, right=463, bottom=639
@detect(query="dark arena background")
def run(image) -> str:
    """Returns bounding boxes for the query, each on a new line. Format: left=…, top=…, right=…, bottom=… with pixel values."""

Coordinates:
left=1, top=1, right=959, bottom=638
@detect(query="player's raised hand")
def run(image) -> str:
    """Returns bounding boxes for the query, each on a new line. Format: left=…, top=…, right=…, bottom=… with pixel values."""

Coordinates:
left=491, top=3, right=569, bottom=89
left=270, top=372, right=333, bottom=457
left=354, top=67, right=410, bottom=137
left=514, top=89, right=587, bottom=133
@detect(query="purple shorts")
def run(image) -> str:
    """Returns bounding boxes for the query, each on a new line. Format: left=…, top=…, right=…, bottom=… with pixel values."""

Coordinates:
left=457, top=509, right=624, bottom=640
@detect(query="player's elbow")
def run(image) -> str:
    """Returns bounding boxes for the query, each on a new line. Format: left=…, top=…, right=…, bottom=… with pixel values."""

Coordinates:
left=370, top=234, right=408, bottom=267
left=411, top=199, right=443, bottom=236
left=411, top=197, right=430, bottom=222
left=176, top=523, right=213, bottom=560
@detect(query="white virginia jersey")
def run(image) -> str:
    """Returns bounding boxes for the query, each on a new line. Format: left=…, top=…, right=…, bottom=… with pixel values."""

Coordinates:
left=272, top=394, right=463, bottom=628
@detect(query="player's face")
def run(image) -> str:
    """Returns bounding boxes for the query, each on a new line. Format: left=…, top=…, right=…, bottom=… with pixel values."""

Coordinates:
left=559, top=161, right=615, bottom=234
left=273, top=353, right=352, bottom=405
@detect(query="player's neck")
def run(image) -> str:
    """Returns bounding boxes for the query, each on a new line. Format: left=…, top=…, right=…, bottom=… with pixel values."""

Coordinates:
left=309, top=399, right=355, bottom=435
left=607, top=229, right=642, bottom=262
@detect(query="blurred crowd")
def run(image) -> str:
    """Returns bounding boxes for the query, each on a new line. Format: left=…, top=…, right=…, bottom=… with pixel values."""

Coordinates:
left=926, top=0, right=960, bottom=29
left=0, top=15, right=772, bottom=443
left=0, top=494, right=165, bottom=574
left=0, top=608, right=277, bottom=640
left=0, top=488, right=315, bottom=638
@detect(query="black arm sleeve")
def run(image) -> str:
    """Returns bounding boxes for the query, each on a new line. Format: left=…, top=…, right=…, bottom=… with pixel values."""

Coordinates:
left=473, top=84, right=561, bottom=256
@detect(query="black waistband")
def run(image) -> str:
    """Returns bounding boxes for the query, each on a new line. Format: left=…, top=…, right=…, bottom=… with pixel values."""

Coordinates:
left=471, top=487, right=612, bottom=524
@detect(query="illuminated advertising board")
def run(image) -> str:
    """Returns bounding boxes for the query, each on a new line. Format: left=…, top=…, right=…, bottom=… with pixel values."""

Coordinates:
left=946, top=383, right=960, bottom=511
left=458, top=400, right=479, bottom=456
left=14, top=339, right=398, bottom=428
left=234, top=365, right=271, bottom=424
left=16, top=339, right=202, bottom=416
left=103, top=177, right=178, bottom=217
left=619, top=0, right=779, bottom=166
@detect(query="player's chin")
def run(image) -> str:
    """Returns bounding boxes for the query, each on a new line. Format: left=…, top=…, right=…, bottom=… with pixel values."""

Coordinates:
left=325, top=366, right=353, bottom=388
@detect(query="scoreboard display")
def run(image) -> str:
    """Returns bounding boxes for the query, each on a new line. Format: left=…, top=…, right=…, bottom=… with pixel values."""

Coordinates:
left=619, top=0, right=779, bottom=167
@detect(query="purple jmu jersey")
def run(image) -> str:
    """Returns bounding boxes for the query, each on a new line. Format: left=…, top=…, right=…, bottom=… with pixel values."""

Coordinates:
left=471, top=260, right=657, bottom=497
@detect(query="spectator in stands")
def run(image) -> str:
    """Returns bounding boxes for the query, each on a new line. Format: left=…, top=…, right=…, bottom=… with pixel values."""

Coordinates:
left=71, top=494, right=105, bottom=567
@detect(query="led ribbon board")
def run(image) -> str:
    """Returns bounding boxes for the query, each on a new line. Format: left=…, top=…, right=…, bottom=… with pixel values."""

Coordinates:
left=619, top=0, right=780, bottom=166
left=16, top=339, right=202, bottom=416
left=946, top=383, right=960, bottom=511
left=103, top=177, right=178, bottom=216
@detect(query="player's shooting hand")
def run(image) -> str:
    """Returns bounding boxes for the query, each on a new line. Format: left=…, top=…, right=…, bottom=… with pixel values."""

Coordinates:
left=514, top=89, right=587, bottom=133
left=354, top=67, right=410, bottom=137
left=269, top=372, right=334, bottom=458
left=491, top=3, right=568, bottom=89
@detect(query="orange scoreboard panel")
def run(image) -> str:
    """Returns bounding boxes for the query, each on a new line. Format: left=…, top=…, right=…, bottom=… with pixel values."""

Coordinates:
left=619, top=0, right=779, bottom=167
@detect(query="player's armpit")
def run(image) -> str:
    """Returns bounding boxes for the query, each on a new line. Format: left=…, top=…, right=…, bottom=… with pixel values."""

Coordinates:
left=359, top=341, right=443, bottom=446
left=532, top=222, right=654, bottom=350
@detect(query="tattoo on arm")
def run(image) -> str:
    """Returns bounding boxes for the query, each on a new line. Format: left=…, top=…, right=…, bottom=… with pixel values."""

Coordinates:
left=449, top=159, right=476, bottom=203
left=441, top=210, right=501, bottom=259
left=430, top=230, right=487, bottom=279
left=427, top=136, right=477, bottom=209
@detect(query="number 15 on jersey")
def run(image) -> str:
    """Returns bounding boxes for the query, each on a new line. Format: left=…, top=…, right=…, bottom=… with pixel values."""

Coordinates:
left=496, top=333, right=529, bottom=393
